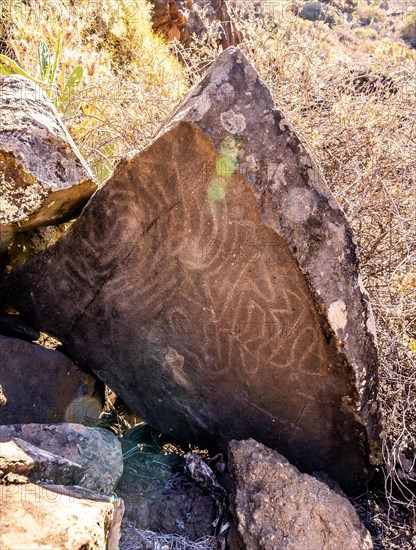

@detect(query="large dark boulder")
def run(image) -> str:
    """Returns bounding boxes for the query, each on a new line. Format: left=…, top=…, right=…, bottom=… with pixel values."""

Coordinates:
left=0, top=336, right=103, bottom=425
left=7, top=49, right=380, bottom=492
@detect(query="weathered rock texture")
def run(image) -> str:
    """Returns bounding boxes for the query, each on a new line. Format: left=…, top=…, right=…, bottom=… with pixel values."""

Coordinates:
left=8, top=50, right=380, bottom=491
left=150, top=0, right=241, bottom=47
left=0, top=438, right=86, bottom=486
left=0, top=483, right=123, bottom=550
left=0, top=335, right=103, bottom=425
left=0, top=312, right=39, bottom=342
left=0, top=75, right=96, bottom=252
left=0, top=423, right=123, bottom=493
left=228, top=439, right=373, bottom=550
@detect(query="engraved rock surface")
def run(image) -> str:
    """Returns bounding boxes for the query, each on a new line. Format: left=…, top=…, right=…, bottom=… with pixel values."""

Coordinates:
left=0, top=75, right=96, bottom=251
left=228, top=439, right=374, bottom=550
left=0, top=423, right=123, bottom=494
left=10, top=112, right=377, bottom=490
left=0, top=335, right=103, bottom=425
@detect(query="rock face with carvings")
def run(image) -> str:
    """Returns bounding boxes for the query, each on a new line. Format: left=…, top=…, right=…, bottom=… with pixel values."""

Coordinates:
left=0, top=75, right=96, bottom=253
left=8, top=49, right=380, bottom=492
left=150, top=0, right=241, bottom=47
left=228, top=439, right=374, bottom=550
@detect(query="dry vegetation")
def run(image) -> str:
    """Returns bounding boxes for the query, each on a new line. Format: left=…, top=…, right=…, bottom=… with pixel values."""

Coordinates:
left=120, top=519, right=219, bottom=550
left=1, top=0, right=415, bottom=548
left=0, top=0, right=188, bottom=179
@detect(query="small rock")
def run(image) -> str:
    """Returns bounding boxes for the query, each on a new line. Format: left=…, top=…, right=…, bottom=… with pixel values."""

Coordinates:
left=0, top=423, right=123, bottom=494
left=0, top=383, right=6, bottom=406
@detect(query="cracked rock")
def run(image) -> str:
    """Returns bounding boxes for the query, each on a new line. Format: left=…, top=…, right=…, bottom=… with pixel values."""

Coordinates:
left=0, top=423, right=123, bottom=494
left=0, top=75, right=96, bottom=252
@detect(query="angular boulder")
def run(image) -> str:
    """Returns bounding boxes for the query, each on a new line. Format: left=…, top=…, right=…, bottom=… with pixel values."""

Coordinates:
left=0, top=335, right=103, bottom=425
left=0, top=75, right=96, bottom=252
left=0, top=423, right=123, bottom=494
left=0, top=438, right=86, bottom=486
left=8, top=49, right=380, bottom=491
left=0, top=483, right=124, bottom=550
left=228, top=439, right=373, bottom=550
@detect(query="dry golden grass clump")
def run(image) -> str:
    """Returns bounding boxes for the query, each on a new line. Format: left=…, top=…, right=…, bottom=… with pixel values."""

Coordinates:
left=0, top=0, right=188, bottom=179
left=400, top=9, right=416, bottom=47
left=1, top=0, right=415, bottom=546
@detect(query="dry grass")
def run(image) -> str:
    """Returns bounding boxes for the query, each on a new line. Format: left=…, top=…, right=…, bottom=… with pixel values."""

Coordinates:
left=0, top=0, right=187, bottom=179
left=120, top=519, right=219, bottom=550
left=1, top=0, right=415, bottom=546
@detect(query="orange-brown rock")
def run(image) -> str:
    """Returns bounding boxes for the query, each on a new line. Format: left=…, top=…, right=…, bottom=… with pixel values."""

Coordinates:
left=149, top=0, right=241, bottom=47
left=0, top=483, right=124, bottom=550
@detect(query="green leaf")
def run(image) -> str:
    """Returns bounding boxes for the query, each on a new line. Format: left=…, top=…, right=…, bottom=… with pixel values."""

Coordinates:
left=38, top=40, right=51, bottom=81
left=48, top=30, right=62, bottom=89
left=62, top=65, right=83, bottom=103
left=0, top=61, right=14, bottom=76
left=0, top=54, right=44, bottom=85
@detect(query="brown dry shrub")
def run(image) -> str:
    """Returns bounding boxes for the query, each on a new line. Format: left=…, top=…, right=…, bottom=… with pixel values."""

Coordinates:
left=356, top=3, right=387, bottom=25
left=400, top=9, right=416, bottom=47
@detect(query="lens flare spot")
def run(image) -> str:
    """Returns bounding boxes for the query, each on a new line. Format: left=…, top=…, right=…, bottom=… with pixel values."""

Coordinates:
left=208, top=177, right=227, bottom=202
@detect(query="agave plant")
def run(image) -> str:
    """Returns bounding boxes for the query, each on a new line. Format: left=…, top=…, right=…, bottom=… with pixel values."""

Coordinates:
left=0, top=29, right=83, bottom=111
